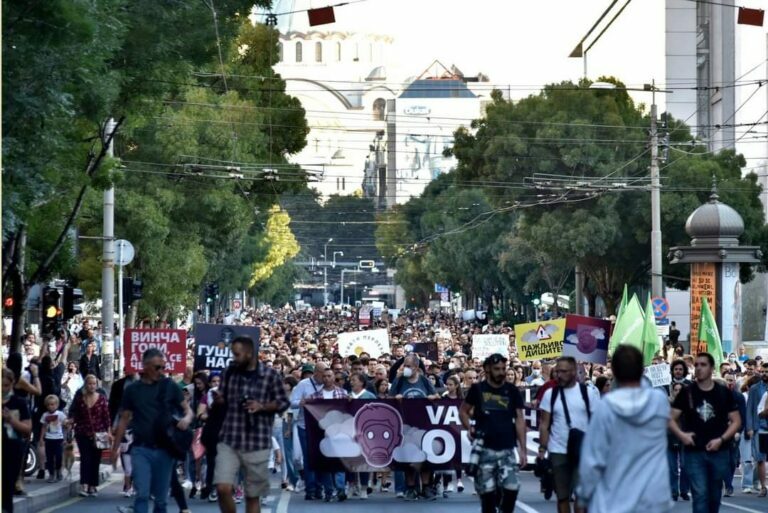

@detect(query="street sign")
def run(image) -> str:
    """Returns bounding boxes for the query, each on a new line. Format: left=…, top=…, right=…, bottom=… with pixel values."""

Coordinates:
left=651, top=296, right=669, bottom=320
left=115, top=239, right=135, bottom=266
left=232, top=299, right=242, bottom=311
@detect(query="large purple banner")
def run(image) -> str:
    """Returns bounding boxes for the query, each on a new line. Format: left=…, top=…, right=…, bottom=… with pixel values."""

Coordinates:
left=305, top=399, right=466, bottom=472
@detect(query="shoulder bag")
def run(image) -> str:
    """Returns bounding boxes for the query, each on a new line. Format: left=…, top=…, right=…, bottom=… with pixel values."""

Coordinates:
left=85, top=395, right=110, bottom=450
left=550, top=384, right=591, bottom=467
left=156, top=378, right=193, bottom=460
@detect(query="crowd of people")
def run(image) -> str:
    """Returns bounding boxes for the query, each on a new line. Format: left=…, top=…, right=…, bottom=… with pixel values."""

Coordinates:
left=2, top=306, right=768, bottom=513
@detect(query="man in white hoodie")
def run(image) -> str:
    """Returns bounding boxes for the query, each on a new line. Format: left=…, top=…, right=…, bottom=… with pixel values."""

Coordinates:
left=576, top=345, right=673, bottom=513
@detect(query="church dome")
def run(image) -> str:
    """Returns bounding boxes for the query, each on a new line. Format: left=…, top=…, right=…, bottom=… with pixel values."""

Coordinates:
left=685, top=187, right=744, bottom=247
left=366, top=66, right=386, bottom=81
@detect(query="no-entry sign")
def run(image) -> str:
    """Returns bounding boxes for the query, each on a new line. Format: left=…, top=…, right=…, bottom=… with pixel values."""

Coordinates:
left=124, top=329, right=187, bottom=375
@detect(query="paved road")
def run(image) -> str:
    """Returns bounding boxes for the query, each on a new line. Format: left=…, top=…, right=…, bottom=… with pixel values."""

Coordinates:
left=40, top=471, right=768, bottom=513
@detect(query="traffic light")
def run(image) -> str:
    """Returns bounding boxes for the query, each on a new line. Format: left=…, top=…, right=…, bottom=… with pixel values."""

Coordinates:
left=41, top=286, right=62, bottom=336
left=122, top=277, right=143, bottom=309
left=62, top=286, right=84, bottom=320
left=211, top=282, right=219, bottom=299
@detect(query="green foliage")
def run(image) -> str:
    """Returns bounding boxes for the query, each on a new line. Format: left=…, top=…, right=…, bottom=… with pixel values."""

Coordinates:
left=382, top=78, right=768, bottom=315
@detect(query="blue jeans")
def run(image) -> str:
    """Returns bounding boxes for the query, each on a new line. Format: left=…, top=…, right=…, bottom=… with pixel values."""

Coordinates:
left=132, top=446, right=175, bottom=513
left=739, top=435, right=754, bottom=489
left=320, top=472, right=345, bottom=497
left=297, top=426, right=318, bottom=496
left=394, top=471, right=406, bottom=493
left=684, top=450, right=730, bottom=513
left=282, top=431, right=298, bottom=486
left=667, top=447, right=690, bottom=496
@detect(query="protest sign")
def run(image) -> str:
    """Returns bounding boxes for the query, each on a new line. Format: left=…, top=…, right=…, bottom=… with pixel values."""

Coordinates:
left=472, top=334, right=510, bottom=360
left=644, top=363, right=672, bottom=388
left=305, top=398, right=465, bottom=472
left=405, top=342, right=438, bottom=360
left=337, top=329, right=390, bottom=358
left=193, top=324, right=261, bottom=371
left=514, top=320, right=565, bottom=361
left=124, top=329, right=186, bottom=374
left=563, top=315, right=611, bottom=364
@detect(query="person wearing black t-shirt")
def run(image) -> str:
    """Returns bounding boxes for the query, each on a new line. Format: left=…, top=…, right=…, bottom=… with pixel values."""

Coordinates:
left=460, top=353, right=527, bottom=513
left=670, top=352, right=741, bottom=513
left=3, top=367, right=32, bottom=513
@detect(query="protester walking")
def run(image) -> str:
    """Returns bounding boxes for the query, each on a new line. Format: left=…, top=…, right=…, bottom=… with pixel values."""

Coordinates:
left=746, top=361, right=768, bottom=495
left=576, top=345, right=673, bottom=513
left=112, top=348, right=193, bottom=513
left=214, top=336, right=289, bottom=513
left=460, top=353, right=527, bottom=513
left=290, top=363, right=325, bottom=501
left=312, top=366, right=349, bottom=501
left=3, top=367, right=32, bottom=513
left=670, top=352, right=742, bottom=513
left=69, top=374, right=111, bottom=497
left=538, top=356, right=600, bottom=513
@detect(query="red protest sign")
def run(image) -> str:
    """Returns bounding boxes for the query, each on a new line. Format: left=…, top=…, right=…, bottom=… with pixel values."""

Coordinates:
left=124, top=329, right=187, bottom=374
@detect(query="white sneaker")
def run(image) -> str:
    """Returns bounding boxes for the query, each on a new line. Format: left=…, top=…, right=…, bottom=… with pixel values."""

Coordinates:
left=181, top=480, right=193, bottom=490
left=396, top=491, right=404, bottom=498
left=360, top=489, right=368, bottom=500
left=446, top=483, right=455, bottom=493
left=743, top=487, right=753, bottom=494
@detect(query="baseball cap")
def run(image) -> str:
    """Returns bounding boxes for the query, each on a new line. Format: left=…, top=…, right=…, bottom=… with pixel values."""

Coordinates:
left=301, top=364, right=315, bottom=374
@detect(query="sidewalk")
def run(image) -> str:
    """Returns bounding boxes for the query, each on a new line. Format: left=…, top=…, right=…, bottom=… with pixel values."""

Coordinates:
left=12, top=462, right=113, bottom=513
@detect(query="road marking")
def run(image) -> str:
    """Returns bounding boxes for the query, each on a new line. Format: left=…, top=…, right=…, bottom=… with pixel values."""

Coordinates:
left=37, top=473, right=122, bottom=513
left=721, top=502, right=765, bottom=513
left=276, top=489, right=291, bottom=513
left=515, top=500, right=541, bottom=513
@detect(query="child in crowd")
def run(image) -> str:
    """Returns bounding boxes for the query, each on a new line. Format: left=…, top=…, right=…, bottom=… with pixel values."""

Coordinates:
left=39, top=395, right=67, bottom=482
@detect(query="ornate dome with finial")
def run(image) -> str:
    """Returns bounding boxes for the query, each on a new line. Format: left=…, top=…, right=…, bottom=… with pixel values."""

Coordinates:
left=684, top=180, right=745, bottom=247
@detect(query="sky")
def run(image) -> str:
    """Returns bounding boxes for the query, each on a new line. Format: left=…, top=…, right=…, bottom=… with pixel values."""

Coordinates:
left=269, top=0, right=767, bottom=169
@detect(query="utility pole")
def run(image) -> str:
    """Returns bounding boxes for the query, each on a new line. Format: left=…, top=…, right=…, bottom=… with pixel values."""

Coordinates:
left=101, top=118, right=116, bottom=388
left=650, top=89, right=663, bottom=298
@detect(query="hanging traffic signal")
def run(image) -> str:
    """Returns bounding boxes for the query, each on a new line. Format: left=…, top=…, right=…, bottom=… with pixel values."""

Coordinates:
left=62, top=286, right=84, bottom=320
left=132, top=279, right=143, bottom=300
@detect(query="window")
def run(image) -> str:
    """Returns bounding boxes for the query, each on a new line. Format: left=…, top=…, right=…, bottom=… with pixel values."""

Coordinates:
left=315, top=42, right=322, bottom=63
left=277, top=42, right=283, bottom=62
left=342, top=177, right=346, bottom=190
left=295, top=42, right=303, bottom=63
left=372, top=98, right=386, bottom=121
left=336, top=42, right=342, bottom=62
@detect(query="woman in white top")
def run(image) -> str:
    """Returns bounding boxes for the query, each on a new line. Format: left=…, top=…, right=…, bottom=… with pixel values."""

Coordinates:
left=60, top=362, right=83, bottom=411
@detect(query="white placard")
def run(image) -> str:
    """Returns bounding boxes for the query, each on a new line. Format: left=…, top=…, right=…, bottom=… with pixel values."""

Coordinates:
left=472, top=334, right=510, bottom=361
left=643, top=363, right=672, bottom=388
left=337, top=329, right=390, bottom=358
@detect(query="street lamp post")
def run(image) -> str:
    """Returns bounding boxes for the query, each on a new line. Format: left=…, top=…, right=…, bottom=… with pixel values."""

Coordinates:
left=341, top=268, right=359, bottom=306
left=590, top=81, right=668, bottom=298
left=323, top=239, right=333, bottom=306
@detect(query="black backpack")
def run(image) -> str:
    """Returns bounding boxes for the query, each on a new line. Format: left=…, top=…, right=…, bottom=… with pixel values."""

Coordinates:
left=549, top=384, right=591, bottom=466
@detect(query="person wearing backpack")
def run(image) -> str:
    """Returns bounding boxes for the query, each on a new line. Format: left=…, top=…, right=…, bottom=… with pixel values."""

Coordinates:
left=669, top=352, right=741, bottom=513
left=538, top=356, right=600, bottom=513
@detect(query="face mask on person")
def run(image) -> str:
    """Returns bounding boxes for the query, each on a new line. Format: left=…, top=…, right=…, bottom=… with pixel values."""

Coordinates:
left=728, top=356, right=737, bottom=363
left=532, top=369, right=541, bottom=376
left=402, top=367, right=414, bottom=378
left=2, top=391, right=12, bottom=402
left=448, top=362, right=457, bottom=370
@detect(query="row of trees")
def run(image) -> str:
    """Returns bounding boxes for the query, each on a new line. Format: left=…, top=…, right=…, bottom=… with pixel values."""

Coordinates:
left=376, top=81, right=768, bottom=317
left=3, top=1, right=311, bottom=349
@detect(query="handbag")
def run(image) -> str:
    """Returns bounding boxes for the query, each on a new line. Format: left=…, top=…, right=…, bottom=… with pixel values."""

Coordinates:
left=156, top=378, right=193, bottom=460
left=84, top=395, right=110, bottom=450
left=191, top=427, right=205, bottom=460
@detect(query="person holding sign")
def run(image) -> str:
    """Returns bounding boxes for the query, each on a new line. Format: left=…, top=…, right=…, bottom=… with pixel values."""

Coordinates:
left=460, top=353, right=527, bottom=513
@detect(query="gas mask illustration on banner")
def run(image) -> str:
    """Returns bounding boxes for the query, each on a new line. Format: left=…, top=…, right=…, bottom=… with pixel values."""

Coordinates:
left=354, top=403, right=403, bottom=467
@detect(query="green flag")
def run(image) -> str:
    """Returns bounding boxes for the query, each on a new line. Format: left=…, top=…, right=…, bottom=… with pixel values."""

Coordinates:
left=641, top=295, right=660, bottom=366
left=608, top=294, right=644, bottom=355
left=698, top=296, right=724, bottom=371
left=616, top=284, right=629, bottom=320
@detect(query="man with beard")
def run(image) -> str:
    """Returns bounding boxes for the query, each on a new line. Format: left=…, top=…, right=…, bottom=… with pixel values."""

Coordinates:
left=214, top=336, right=289, bottom=513
left=460, top=353, right=527, bottom=513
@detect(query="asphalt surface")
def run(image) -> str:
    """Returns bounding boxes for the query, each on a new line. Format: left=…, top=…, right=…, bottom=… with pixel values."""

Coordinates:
left=38, top=471, right=768, bottom=513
